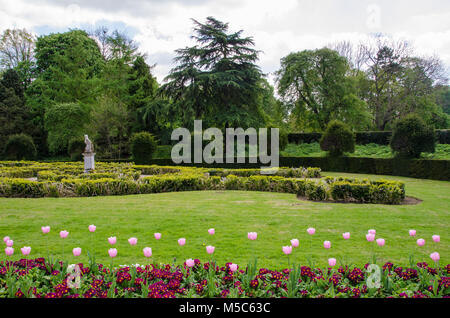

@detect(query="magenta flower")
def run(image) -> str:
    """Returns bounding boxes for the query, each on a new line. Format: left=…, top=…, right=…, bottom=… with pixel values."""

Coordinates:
left=208, top=228, right=215, bottom=235
left=366, top=233, right=375, bottom=242
left=72, top=248, right=82, bottom=257
left=409, top=229, right=416, bottom=237
left=5, top=247, right=14, bottom=256
left=206, top=245, right=215, bottom=254
left=128, top=237, right=138, bottom=245
left=41, top=226, right=50, bottom=234
left=323, top=241, right=331, bottom=249
left=290, top=239, right=299, bottom=248
left=376, top=238, right=385, bottom=247
left=108, top=237, right=117, bottom=245
left=186, top=259, right=195, bottom=267
left=247, top=232, right=257, bottom=240
left=368, top=229, right=376, bottom=235
left=430, top=252, right=440, bottom=262
left=229, top=263, right=238, bottom=272
left=306, top=228, right=315, bottom=235
left=432, top=235, right=440, bottom=243
left=282, top=246, right=292, bottom=255
left=60, top=230, right=69, bottom=239
left=21, top=246, right=31, bottom=256
left=6, top=239, right=13, bottom=247
left=88, top=225, right=96, bottom=233
left=342, top=232, right=350, bottom=240
left=417, top=238, right=425, bottom=246
left=108, top=248, right=117, bottom=258
left=328, top=258, right=337, bottom=267
left=3, top=236, right=10, bottom=243
left=143, top=247, right=152, bottom=258
left=178, top=238, right=186, bottom=246
left=154, top=233, right=162, bottom=240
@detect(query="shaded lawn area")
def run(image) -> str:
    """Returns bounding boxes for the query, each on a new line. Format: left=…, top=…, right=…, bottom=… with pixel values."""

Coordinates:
left=0, top=172, right=448, bottom=269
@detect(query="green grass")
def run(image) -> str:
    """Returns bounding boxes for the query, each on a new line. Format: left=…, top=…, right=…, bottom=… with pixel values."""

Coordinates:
left=281, top=142, right=450, bottom=159
left=0, top=172, right=448, bottom=269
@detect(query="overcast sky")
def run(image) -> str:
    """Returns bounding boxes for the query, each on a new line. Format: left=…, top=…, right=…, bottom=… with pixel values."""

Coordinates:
left=1, top=0, right=449, bottom=84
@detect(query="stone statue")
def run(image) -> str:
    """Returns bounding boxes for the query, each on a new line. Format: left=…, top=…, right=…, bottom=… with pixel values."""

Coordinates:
left=83, top=134, right=95, bottom=173
left=84, top=134, right=94, bottom=153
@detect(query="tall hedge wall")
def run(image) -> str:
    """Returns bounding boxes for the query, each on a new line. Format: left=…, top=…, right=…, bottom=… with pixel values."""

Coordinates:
left=288, top=129, right=450, bottom=145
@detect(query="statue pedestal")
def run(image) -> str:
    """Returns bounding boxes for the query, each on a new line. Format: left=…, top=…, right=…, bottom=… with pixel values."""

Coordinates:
left=83, top=152, right=95, bottom=173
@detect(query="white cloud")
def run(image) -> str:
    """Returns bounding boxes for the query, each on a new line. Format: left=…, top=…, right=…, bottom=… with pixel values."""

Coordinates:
left=0, top=0, right=449, bottom=83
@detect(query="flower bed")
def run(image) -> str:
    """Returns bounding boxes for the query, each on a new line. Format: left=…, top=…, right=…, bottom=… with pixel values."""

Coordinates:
left=0, top=258, right=448, bottom=298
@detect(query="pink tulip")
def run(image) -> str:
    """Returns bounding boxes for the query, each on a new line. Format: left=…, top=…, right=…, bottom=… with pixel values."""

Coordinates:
left=368, top=229, right=376, bottom=235
left=342, top=232, right=350, bottom=240
left=323, top=241, right=331, bottom=249
left=143, top=247, right=152, bottom=258
left=41, top=226, right=50, bottom=234
left=376, top=238, right=385, bottom=246
left=60, top=230, right=69, bottom=239
left=430, top=252, right=440, bottom=262
left=229, top=263, right=238, bottom=272
left=3, top=236, right=10, bottom=243
left=328, top=258, right=337, bottom=267
left=366, top=233, right=375, bottom=242
left=432, top=235, right=440, bottom=243
left=128, top=237, right=138, bottom=245
left=282, top=245, right=292, bottom=255
left=409, top=229, right=416, bottom=237
left=307, top=228, right=315, bottom=235
left=186, top=259, right=195, bottom=267
left=417, top=238, right=425, bottom=246
left=154, top=233, right=161, bottom=240
left=290, top=239, right=299, bottom=248
left=5, top=247, right=14, bottom=256
left=88, top=225, right=96, bottom=233
left=108, top=237, right=117, bottom=245
left=72, top=247, right=82, bottom=257
left=6, top=239, right=13, bottom=247
left=108, top=248, right=117, bottom=258
left=208, top=228, right=215, bottom=235
left=206, top=245, right=215, bottom=254
left=21, top=246, right=31, bottom=256
left=247, top=232, right=257, bottom=240
left=178, top=238, right=186, bottom=246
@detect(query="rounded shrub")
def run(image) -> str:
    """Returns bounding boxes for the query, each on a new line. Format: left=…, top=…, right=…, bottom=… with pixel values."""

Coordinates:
left=319, top=120, right=355, bottom=156
left=3, top=134, right=37, bottom=160
left=68, top=137, right=86, bottom=161
left=390, top=114, right=435, bottom=158
left=130, top=132, right=158, bottom=164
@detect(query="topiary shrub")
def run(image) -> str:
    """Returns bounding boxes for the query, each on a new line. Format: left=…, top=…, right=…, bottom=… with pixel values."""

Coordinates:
left=130, top=132, right=158, bottom=164
left=68, top=137, right=86, bottom=161
left=3, top=134, right=37, bottom=160
left=319, top=120, right=355, bottom=157
left=390, top=114, right=435, bottom=158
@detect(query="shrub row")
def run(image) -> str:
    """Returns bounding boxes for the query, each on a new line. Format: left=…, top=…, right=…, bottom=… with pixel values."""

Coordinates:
left=0, top=174, right=405, bottom=204
left=288, top=129, right=450, bottom=145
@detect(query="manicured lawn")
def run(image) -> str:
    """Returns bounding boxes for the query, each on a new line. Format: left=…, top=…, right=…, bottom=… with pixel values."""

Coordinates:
left=280, top=142, right=450, bottom=159
left=0, top=172, right=448, bottom=269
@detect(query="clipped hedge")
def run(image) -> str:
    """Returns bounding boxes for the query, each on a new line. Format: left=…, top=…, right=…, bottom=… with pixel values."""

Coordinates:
left=288, top=129, right=450, bottom=145
left=0, top=173, right=405, bottom=204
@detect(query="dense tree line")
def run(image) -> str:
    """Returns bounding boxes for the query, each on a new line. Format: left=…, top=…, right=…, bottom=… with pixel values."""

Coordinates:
left=0, top=18, right=448, bottom=159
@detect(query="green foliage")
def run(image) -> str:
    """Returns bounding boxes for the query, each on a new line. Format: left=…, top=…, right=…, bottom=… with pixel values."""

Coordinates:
left=161, top=17, right=266, bottom=129
left=320, top=120, right=355, bottom=156
left=276, top=48, right=369, bottom=131
left=3, top=134, right=36, bottom=160
left=44, top=103, right=89, bottom=154
left=390, top=114, right=435, bottom=158
left=130, top=132, right=158, bottom=164
left=67, top=137, right=86, bottom=161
